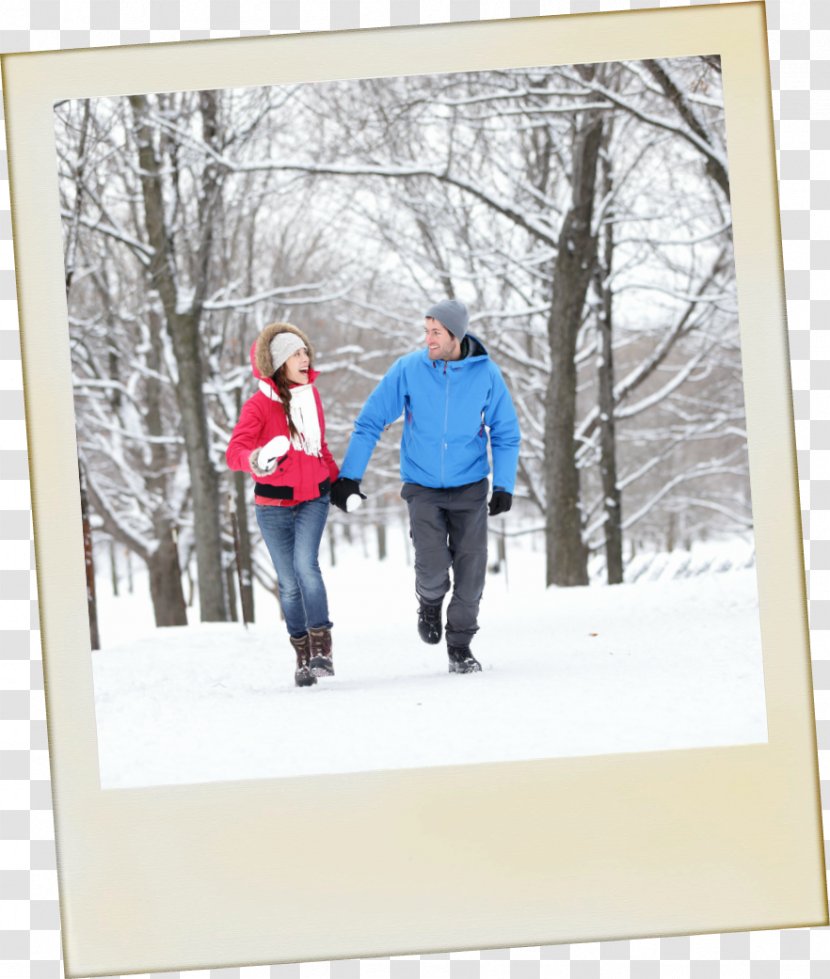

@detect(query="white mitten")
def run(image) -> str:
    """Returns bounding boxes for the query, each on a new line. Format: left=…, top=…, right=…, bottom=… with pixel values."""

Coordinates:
left=249, top=448, right=275, bottom=477
left=345, top=494, right=363, bottom=512
left=260, top=435, right=290, bottom=467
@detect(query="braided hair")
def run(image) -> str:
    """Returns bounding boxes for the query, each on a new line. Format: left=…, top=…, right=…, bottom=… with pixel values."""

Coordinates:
left=272, top=366, right=300, bottom=443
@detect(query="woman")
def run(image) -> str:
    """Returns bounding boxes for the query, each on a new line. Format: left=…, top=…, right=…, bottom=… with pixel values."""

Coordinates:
left=227, top=322, right=340, bottom=688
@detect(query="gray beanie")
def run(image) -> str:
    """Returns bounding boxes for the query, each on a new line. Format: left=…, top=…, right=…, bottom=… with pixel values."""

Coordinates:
left=269, top=331, right=306, bottom=372
left=425, top=299, right=469, bottom=340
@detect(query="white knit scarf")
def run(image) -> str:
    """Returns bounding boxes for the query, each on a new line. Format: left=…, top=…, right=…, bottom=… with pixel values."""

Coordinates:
left=258, top=380, right=322, bottom=457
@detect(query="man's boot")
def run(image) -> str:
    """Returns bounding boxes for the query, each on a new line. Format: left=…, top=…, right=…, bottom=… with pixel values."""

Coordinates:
left=308, top=626, right=334, bottom=677
left=289, top=633, right=317, bottom=687
left=417, top=596, right=443, bottom=645
left=447, top=643, right=482, bottom=674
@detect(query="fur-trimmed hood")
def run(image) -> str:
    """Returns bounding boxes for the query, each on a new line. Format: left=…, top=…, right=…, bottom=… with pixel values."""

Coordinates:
left=227, top=321, right=340, bottom=497
left=251, top=322, right=316, bottom=382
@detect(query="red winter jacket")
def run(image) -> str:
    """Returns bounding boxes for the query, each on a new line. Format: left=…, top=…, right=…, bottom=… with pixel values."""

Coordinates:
left=226, top=343, right=339, bottom=506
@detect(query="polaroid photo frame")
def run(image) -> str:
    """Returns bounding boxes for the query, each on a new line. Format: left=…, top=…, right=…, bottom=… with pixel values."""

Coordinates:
left=3, top=2, right=827, bottom=975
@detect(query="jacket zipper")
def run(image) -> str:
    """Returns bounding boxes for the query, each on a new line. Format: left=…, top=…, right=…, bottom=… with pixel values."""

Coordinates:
left=441, top=361, right=450, bottom=485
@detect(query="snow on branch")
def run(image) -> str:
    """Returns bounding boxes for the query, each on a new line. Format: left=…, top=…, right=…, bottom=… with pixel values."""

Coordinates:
left=83, top=465, right=154, bottom=560
left=182, top=144, right=563, bottom=249
left=203, top=282, right=352, bottom=312
left=60, top=209, right=155, bottom=265
left=614, top=347, right=709, bottom=422
left=560, top=67, right=729, bottom=197
left=621, top=451, right=749, bottom=533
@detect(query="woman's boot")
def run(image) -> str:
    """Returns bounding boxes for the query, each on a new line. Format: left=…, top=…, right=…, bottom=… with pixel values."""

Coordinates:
left=308, top=626, right=334, bottom=677
left=289, top=633, right=317, bottom=687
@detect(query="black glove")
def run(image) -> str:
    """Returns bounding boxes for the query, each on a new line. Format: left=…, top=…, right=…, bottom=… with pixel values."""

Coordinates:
left=488, top=489, right=512, bottom=517
left=330, top=477, right=366, bottom=513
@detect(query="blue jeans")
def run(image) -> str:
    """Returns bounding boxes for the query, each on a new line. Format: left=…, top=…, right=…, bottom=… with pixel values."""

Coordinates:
left=255, top=495, right=332, bottom=638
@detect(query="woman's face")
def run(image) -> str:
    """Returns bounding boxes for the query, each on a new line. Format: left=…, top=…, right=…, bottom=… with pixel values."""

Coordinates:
left=283, top=346, right=310, bottom=385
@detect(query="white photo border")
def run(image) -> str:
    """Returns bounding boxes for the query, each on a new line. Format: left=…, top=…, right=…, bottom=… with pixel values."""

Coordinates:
left=2, top=4, right=826, bottom=975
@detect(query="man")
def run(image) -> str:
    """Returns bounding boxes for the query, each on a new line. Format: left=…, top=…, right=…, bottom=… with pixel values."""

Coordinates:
left=331, top=299, right=521, bottom=674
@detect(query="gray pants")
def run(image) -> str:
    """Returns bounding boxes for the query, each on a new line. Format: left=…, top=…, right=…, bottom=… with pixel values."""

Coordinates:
left=401, top=478, right=489, bottom=647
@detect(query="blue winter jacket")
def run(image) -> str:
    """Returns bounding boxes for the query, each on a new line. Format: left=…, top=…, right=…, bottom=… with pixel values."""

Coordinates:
left=340, top=333, right=521, bottom=493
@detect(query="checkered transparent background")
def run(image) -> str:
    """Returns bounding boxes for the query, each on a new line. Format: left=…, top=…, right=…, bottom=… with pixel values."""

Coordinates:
left=1, top=1, right=828, bottom=976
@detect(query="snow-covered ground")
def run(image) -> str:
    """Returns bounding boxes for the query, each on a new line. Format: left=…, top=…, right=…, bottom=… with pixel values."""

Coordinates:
left=91, top=534, right=768, bottom=789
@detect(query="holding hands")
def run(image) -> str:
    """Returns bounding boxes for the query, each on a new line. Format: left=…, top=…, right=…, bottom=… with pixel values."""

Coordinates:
left=330, top=477, right=367, bottom=513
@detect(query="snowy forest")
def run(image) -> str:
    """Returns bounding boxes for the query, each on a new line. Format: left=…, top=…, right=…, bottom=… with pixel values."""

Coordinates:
left=54, top=55, right=751, bottom=646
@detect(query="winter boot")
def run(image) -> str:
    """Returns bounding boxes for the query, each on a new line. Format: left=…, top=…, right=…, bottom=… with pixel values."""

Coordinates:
left=447, top=643, right=482, bottom=674
left=417, top=596, right=443, bottom=645
left=290, top=633, right=317, bottom=687
left=308, top=626, right=334, bottom=677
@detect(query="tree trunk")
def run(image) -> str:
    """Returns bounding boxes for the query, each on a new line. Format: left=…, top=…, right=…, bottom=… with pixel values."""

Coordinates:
left=148, top=527, right=188, bottom=627
left=376, top=522, right=387, bottom=561
left=150, top=301, right=228, bottom=621
left=225, top=558, right=239, bottom=623
left=64, top=99, right=91, bottom=293
left=79, top=461, right=100, bottom=650
left=666, top=512, right=676, bottom=553
left=146, top=309, right=188, bottom=626
left=109, top=539, right=119, bottom=597
left=234, top=470, right=256, bottom=625
left=596, top=140, right=623, bottom=585
left=597, top=304, right=623, bottom=584
left=185, top=567, right=195, bottom=608
left=328, top=523, right=337, bottom=567
left=494, top=527, right=508, bottom=586
left=545, top=110, right=603, bottom=587
left=171, top=312, right=228, bottom=621
left=128, top=92, right=228, bottom=623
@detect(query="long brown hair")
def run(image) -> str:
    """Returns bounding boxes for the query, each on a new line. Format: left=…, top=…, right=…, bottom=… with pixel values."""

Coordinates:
left=273, top=365, right=299, bottom=443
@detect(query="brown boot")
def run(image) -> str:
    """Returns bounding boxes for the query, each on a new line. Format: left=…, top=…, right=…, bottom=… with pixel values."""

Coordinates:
left=289, top=633, right=317, bottom=687
left=308, top=626, right=334, bottom=677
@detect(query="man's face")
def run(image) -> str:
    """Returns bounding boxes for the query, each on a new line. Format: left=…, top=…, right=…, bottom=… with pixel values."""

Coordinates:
left=424, top=317, right=460, bottom=361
